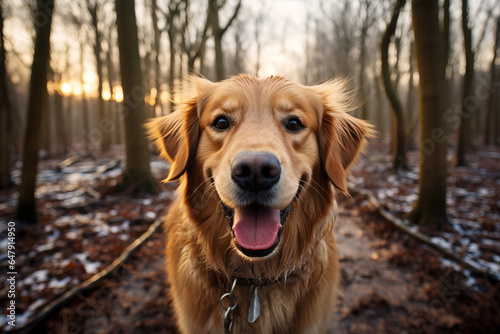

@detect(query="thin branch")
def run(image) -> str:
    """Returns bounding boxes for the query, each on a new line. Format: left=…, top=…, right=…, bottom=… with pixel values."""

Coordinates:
left=474, top=4, right=494, bottom=53
left=12, top=217, right=164, bottom=333
left=348, top=183, right=500, bottom=283
left=220, top=0, right=242, bottom=36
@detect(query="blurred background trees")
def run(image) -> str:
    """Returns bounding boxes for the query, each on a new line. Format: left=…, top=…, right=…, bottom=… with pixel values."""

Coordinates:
left=15, top=0, right=55, bottom=223
left=1, top=0, right=499, bottom=225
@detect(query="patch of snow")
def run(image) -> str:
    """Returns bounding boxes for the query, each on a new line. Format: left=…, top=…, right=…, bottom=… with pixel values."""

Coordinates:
left=145, top=211, right=157, bottom=219
left=377, top=190, right=386, bottom=200
left=458, top=237, right=470, bottom=246
left=65, top=230, right=81, bottom=239
left=462, top=269, right=477, bottom=287
left=47, top=229, right=61, bottom=240
left=104, top=168, right=122, bottom=178
left=141, top=198, right=153, bottom=206
left=409, top=225, right=419, bottom=233
left=400, top=171, right=419, bottom=180
left=110, top=209, right=118, bottom=216
left=21, top=269, right=49, bottom=286
left=9, top=298, right=47, bottom=328
left=467, top=243, right=481, bottom=258
left=477, top=188, right=491, bottom=197
left=492, top=254, right=500, bottom=263
left=158, top=190, right=177, bottom=200
left=36, top=230, right=60, bottom=252
left=481, top=238, right=499, bottom=246
left=476, top=259, right=500, bottom=273
left=31, top=283, right=47, bottom=292
left=0, top=237, right=7, bottom=250
left=48, top=276, right=72, bottom=289
left=451, top=221, right=466, bottom=235
left=440, top=258, right=460, bottom=271
left=59, top=196, right=89, bottom=208
left=54, top=189, right=86, bottom=200
left=403, top=194, right=418, bottom=202
left=430, top=237, right=452, bottom=250
left=74, top=253, right=102, bottom=274
left=97, top=228, right=110, bottom=237
left=67, top=173, right=95, bottom=183
left=150, top=160, right=169, bottom=169
left=453, top=187, right=469, bottom=197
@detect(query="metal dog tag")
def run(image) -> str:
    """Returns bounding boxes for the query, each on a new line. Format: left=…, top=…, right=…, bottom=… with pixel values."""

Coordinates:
left=248, top=286, right=260, bottom=323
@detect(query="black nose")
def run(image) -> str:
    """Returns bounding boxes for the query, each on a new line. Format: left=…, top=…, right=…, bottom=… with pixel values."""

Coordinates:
left=231, top=152, right=281, bottom=191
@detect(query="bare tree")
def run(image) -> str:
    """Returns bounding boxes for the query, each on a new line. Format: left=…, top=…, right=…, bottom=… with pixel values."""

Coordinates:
left=180, top=0, right=210, bottom=75
left=0, top=1, right=12, bottom=189
left=484, top=17, right=499, bottom=145
left=150, top=0, right=163, bottom=115
left=208, top=0, right=242, bottom=81
left=87, top=0, right=110, bottom=151
left=455, top=0, right=475, bottom=167
left=381, top=0, right=408, bottom=170
left=410, top=0, right=448, bottom=228
left=357, top=0, right=376, bottom=120
left=115, top=0, right=156, bottom=194
left=16, top=0, right=55, bottom=223
left=159, top=0, right=182, bottom=111
left=79, top=29, right=91, bottom=154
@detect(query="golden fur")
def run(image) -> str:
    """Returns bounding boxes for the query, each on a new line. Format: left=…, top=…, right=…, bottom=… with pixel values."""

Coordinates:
left=147, top=74, right=372, bottom=333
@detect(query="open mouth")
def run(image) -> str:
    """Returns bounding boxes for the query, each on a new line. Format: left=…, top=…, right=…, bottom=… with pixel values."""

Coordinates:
left=220, top=181, right=303, bottom=258
left=222, top=202, right=293, bottom=257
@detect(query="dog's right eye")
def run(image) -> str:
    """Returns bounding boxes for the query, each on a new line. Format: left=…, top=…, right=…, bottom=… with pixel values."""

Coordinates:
left=212, top=116, right=230, bottom=130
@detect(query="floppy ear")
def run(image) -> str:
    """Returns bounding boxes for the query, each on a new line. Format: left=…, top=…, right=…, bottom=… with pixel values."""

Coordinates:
left=315, top=81, right=373, bottom=194
left=146, top=98, right=199, bottom=182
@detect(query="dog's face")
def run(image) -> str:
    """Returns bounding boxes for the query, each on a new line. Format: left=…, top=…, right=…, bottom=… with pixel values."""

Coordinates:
left=148, top=75, right=370, bottom=263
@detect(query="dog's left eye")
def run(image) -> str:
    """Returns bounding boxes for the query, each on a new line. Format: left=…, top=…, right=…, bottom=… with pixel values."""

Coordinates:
left=213, top=116, right=230, bottom=130
left=285, top=118, right=303, bottom=132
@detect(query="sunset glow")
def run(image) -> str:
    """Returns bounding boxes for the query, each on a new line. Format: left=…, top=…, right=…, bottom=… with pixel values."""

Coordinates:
left=114, top=86, right=123, bottom=103
left=61, top=82, right=72, bottom=96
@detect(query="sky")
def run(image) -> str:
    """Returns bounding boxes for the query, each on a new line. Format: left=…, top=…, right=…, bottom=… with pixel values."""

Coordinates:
left=2, top=0, right=499, bottom=99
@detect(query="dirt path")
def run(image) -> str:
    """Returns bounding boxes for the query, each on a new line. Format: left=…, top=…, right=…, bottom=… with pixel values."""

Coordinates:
left=330, top=202, right=427, bottom=333
left=43, top=196, right=490, bottom=334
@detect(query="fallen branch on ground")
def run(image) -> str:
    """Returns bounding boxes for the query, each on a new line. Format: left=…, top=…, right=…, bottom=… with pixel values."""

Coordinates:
left=13, top=217, right=164, bottom=334
left=348, top=183, right=500, bottom=284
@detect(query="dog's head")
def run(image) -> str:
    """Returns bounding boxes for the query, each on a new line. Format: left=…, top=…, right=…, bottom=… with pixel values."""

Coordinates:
left=148, top=75, right=371, bottom=267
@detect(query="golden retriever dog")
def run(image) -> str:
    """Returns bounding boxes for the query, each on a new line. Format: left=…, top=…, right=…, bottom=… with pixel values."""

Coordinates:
left=147, top=74, right=371, bottom=333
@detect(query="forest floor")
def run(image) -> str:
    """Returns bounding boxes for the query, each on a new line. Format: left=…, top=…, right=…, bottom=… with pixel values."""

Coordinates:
left=0, top=145, right=499, bottom=333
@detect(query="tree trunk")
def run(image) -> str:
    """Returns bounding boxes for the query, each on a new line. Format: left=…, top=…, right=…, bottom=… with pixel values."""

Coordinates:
left=410, top=0, right=448, bottom=228
left=41, top=81, right=52, bottom=154
left=106, top=30, right=120, bottom=145
left=167, top=27, right=175, bottom=112
left=406, top=40, right=418, bottom=145
left=381, top=0, right=408, bottom=170
left=16, top=0, right=55, bottom=223
left=208, top=0, right=241, bottom=81
left=115, top=0, right=156, bottom=194
left=65, top=94, right=73, bottom=149
left=456, top=0, right=475, bottom=166
left=53, top=88, right=66, bottom=154
left=88, top=0, right=110, bottom=152
left=181, top=0, right=210, bottom=77
left=150, top=0, right=162, bottom=115
left=0, top=2, right=12, bottom=189
left=484, top=17, right=499, bottom=145
left=79, top=31, right=91, bottom=154
left=443, top=0, right=451, bottom=112
left=358, top=12, right=369, bottom=120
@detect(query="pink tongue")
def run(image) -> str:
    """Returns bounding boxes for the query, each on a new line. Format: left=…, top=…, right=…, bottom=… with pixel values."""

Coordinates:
left=233, top=205, right=281, bottom=250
